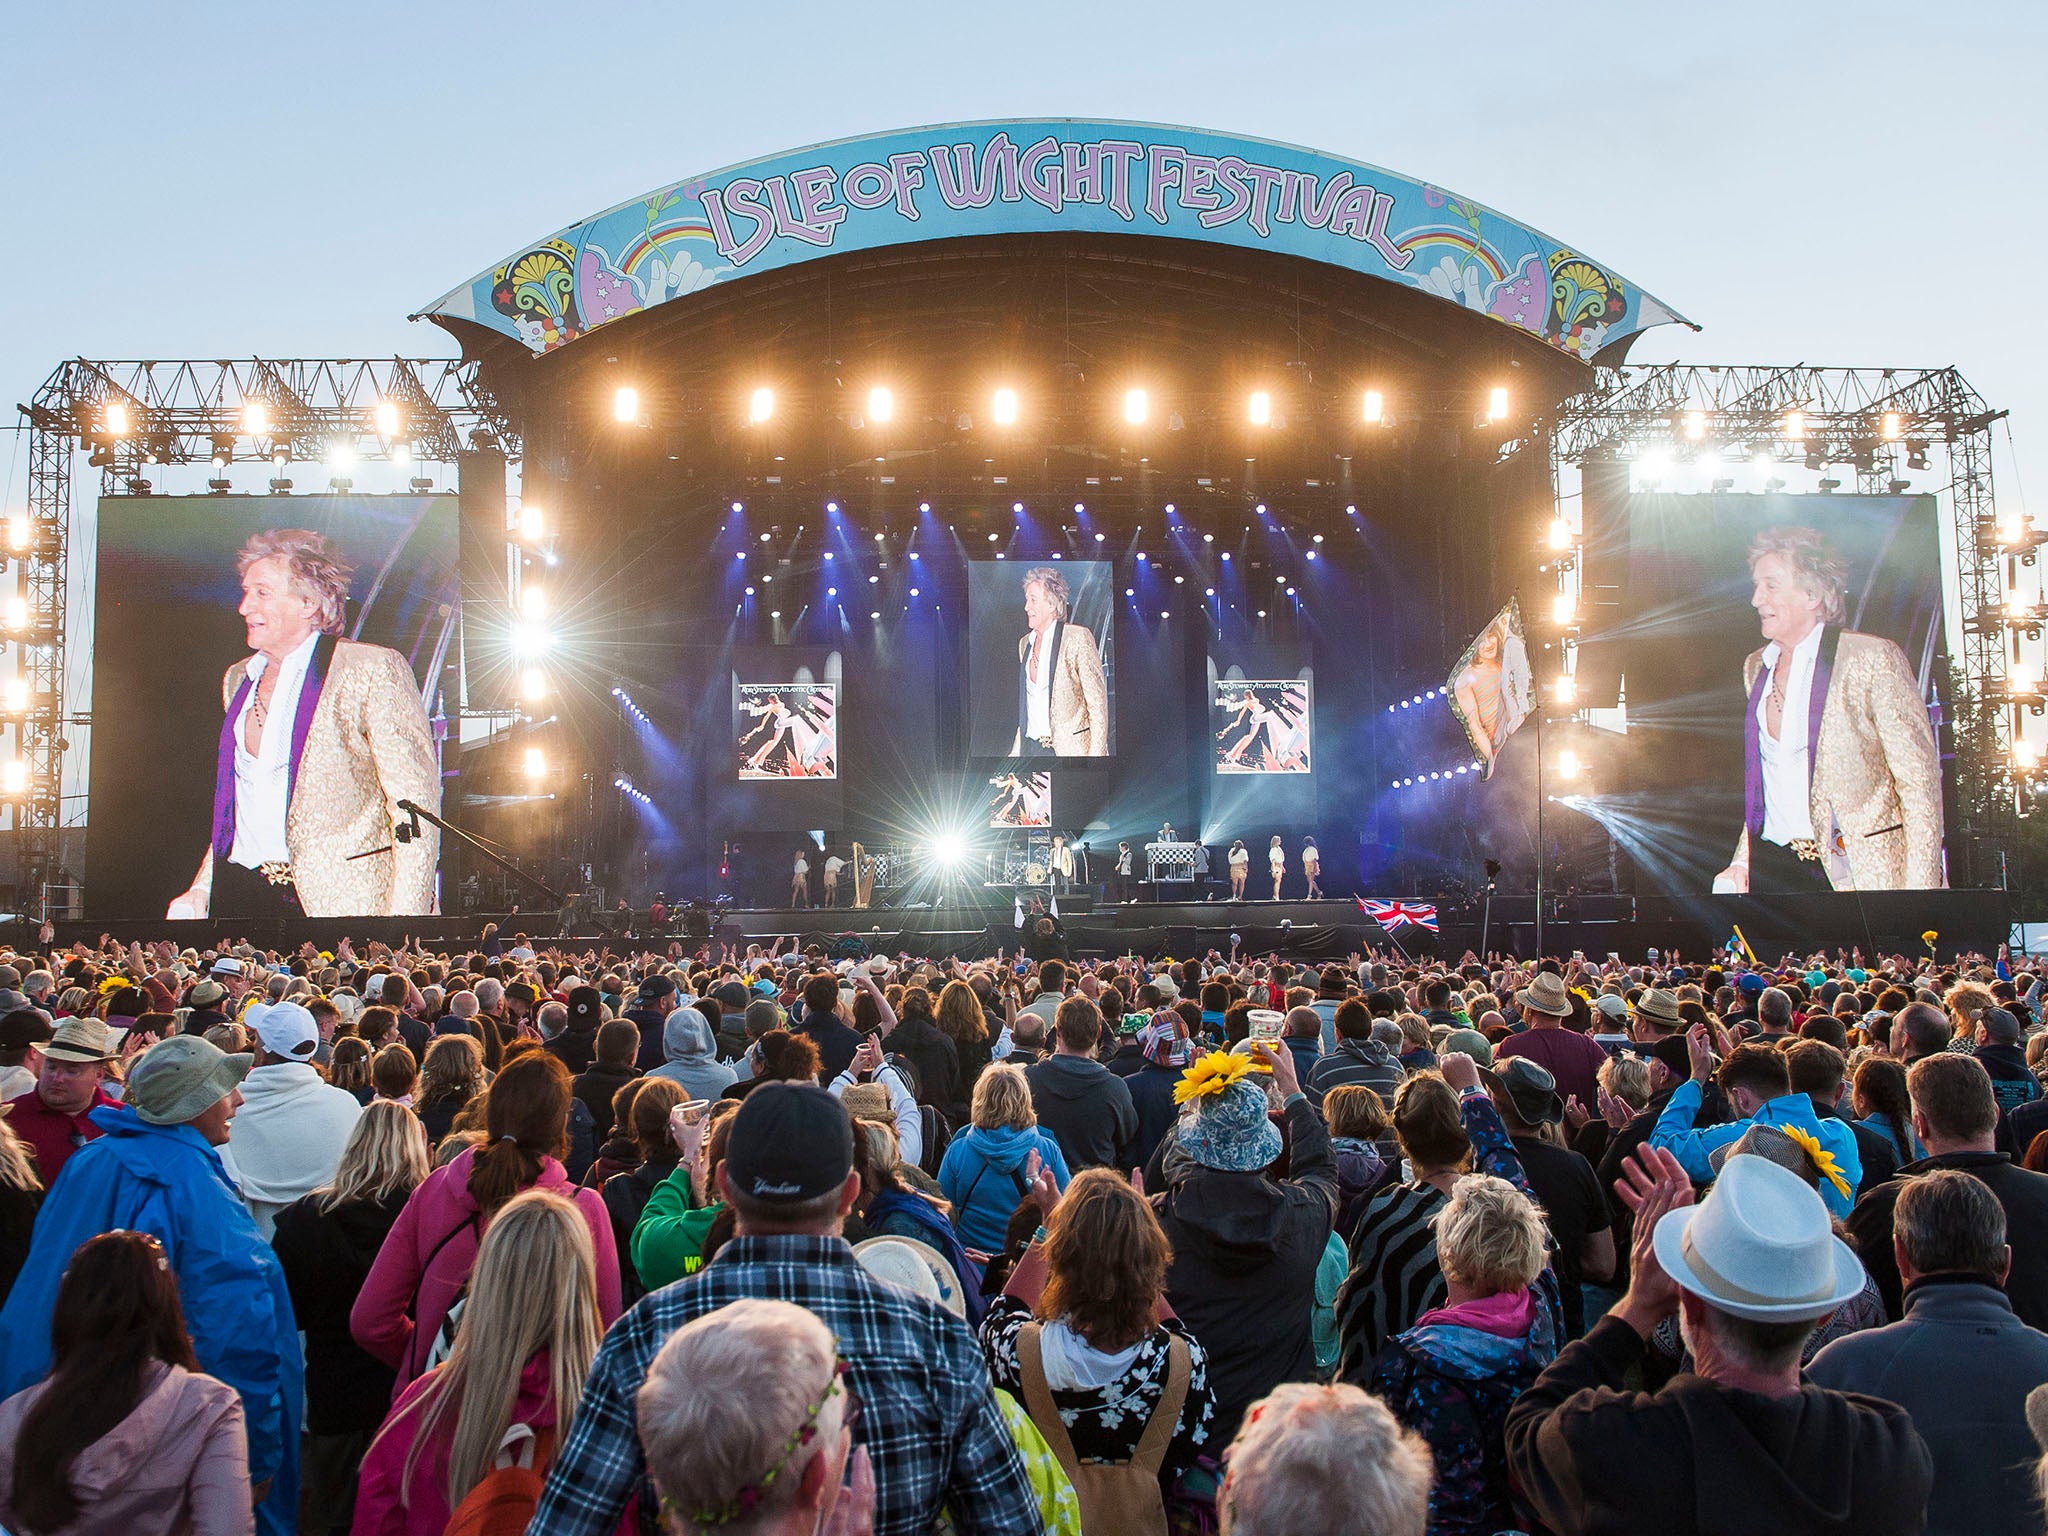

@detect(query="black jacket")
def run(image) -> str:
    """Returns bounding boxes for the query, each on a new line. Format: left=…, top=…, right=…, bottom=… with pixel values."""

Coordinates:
left=885, top=1013, right=961, bottom=1114
left=573, top=1061, right=641, bottom=1140
left=602, top=1151, right=681, bottom=1304
left=1126, top=1062, right=1184, bottom=1171
left=1505, top=1315, right=1932, bottom=1536
left=1818, top=1102, right=1899, bottom=1195
left=544, top=1023, right=600, bottom=1076
left=1105, top=1041, right=1147, bottom=1079
left=271, top=1187, right=409, bottom=1433
left=1846, top=1151, right=2048, bottom=1330
left=1157, top=1096, right=1336, bottom=1442
left=1025, top=1054, right=1138, bottom=1172
left=625, top=1005, right=670, bottom=1072
left=0, top=1183, right=39, bottom=1307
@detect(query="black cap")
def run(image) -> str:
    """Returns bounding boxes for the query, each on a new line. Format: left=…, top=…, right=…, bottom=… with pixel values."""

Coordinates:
left=566, top=986, right=603, bottom=1032
left=0, top=1009, right=53, bottom=1051
left=1648, top=1035, right=1692, bottom=1079
left=723, top=1083, right=853, bottom=1205
left=637, top=973, right=677, bottom=1002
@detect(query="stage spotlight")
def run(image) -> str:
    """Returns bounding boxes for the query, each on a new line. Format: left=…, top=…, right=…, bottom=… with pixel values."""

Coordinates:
left=867, top=385, right=894, bottom=423
left=1095, top=532, right=1106, bottom=542
left=1202, top=532, right=1214, bottom=544
left=1160, top=610, right=1170, bottom=619
left=929, top=833, right=967, bottom=867
left=520, top=585, right=547, bottom=619
left=6, top=516, right=27, bottom=554
left=1487, top=386, right=1509, bottom=422
left=1880, top=411, right=1903, bottom=441
left=1553, top=593, right=1575, bottom=625
left=1174, top=575, right=1184, bottom=584
left=910, top=587, right=920, bottom=596
left=744, top=585, right=755, bottom=595
left=520, top=668, right=545, bottom=702
left=3, top=598, right=26, bottom=632
left=823, top=551, right=834, bottom=561
left=1247, top=390, right=1272, bottom=426
left=327, top=441, right=357, bottom=473
left=826, top=501, right=840, bottom=514
left=991, top=387, right=1019, bottom=425
left=1220, top=551, right=1231, bottom=561
left=1257, top=609, right=1267, bottom=619
left=987, top=532, right=999, bottom=543
left=511, top=622, right=552, bottom=657
left=869, top=610, right=880, bottom=620
left=1205, top=586, right=1215, bottom=596
left=373, top=399, right=401, bottom=436
left=749, top=387, right=775, bottom=424
left=1548, top=519, right=1571, bottom=551
left=908, top=552, right=920, bottom=561
left=518, top=503, right=545, bottom=541
left=1557, top=750, right=1581, bottom=780
left=873, top=531, right=886, bottom=543
left=1363, top=389, right=1384, bottom=424
left=613, top=386, right=639, bottom=423
left=2018, top=739, right=2042, bottom=769
left=0, top=678, right=24, bottom=715
left=1124, top=587, right=1134, bottom=597
left=827, top=586, right=837, bottom=596
left=523, top=746, right=547, bottom=781
left=1124, top=387, right=1149, bottom=425
left=868, top=574, right=879, bottom=584
left=771, top=610, right=782, bottom=619
left=1256, top=503, right=1267, bottom=515
left=1783, top=409, right=1805, bottom=441
left=103, top=401, right=131, bottom=437
left=1306, top=551, right=1317, bottom=561
left=1555, top=675, right=1576, bottom=704
left=242, top=400, right=269, bottom=435
left=1682, top=410, right=1707, bottom=441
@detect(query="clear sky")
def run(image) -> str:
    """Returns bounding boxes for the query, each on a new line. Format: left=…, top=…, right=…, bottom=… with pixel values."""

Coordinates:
left=2, top=0, right=2041, bottom=499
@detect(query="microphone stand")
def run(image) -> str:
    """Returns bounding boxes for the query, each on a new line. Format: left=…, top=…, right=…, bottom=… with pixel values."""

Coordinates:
left=396, top=799, right=562, bottom=906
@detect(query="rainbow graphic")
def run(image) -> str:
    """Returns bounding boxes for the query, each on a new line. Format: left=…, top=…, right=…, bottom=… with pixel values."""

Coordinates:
left=618, top=220, right=721, bottom=277
left=1391, top=226, right=1512, bottom=284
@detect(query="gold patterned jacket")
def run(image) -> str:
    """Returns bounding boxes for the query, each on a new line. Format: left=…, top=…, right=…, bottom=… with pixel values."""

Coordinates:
left=1728, top=628, right=1945, bottom=890
left=201, top=640, right=441, bottom=916
left=1010, top=621, right=1109, bottom=756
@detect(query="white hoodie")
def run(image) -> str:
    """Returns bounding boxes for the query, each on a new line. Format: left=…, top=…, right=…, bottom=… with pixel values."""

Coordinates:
left=217, top=1061, right=362, bottom=1238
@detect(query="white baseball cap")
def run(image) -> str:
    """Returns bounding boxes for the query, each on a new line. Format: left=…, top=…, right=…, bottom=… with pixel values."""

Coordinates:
left=245, top=999, right=319, bottom=1062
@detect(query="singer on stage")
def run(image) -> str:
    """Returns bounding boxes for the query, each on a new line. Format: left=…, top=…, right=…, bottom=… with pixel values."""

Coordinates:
left=1010, top=565, right=1108, bottom=756
left=168, top=529, right=441, bottom=919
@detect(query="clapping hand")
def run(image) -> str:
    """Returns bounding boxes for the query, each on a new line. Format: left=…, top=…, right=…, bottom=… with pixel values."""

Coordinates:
left=1611, top=1145, right=1694, bottom=1335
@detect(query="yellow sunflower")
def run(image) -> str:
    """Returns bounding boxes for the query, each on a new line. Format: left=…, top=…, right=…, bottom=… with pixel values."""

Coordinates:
left=1172, top=1049, right=1273, bottom=1105
left=1780, top=1124, right=1852, bottom=1201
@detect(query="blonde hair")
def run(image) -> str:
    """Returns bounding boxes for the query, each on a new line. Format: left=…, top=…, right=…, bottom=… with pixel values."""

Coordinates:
left=1597, top=1053, right=1652, bottom=1111
left=1747, top=526, right=1847, bottom=626
left=970, top=1063, right=1036, bottom=1131
left=1435, top=1173, right=1547, bottom=1297
left=0, top=1117, right=40, bottom=1193
left=377, top=1189, right=601, bottom=1510
left=318, top=1100, right=428, bottom=1214
left=1021, top=564, right=1071, bottom=617
left=238, top=528, right=353, bottom=634
left=637, top=1298, right=842, bottom=1534
left=1220, top=1383, right=1431, bottom=1536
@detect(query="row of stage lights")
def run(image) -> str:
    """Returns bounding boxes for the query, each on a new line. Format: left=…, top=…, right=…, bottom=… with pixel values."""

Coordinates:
left=612, top=383, right=1514, bottom=431
left=89, top=397, right=424, bottom=474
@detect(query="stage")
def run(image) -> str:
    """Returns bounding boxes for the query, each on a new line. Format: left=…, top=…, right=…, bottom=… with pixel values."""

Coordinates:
left=43, top=887, right=2014, bottom=966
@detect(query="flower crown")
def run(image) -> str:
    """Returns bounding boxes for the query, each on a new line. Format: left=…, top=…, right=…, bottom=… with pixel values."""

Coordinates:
left=672, top=1362, right=847, bottom=1527
left=1779, top=1124, right=1852, bottom=1200
left=1172, top=1049, right=1272, bottom=1106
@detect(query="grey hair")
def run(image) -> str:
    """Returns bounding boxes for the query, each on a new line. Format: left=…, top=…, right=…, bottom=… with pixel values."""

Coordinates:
left=1895, top=1168, right=2007, bottom=1281
left=1747, top=526, right=1848, bottom=626
left=1021, top=564, right=1070, bottom=617
left=1220, top=1382, right=1432, bottom=1536
left=1757, top=986, right=1794, bottom=1030
left=238, top=528, right=353, bottom=634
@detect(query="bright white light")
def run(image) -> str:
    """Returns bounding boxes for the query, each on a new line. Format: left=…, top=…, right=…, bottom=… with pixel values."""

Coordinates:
left=511, top=622, right=552, bottom=657
left=613, top=386, right=639, bottom=423
left=1555, top=675, right=1576, bottom=704
left=521, top=585, right=547, bottom=619
left=519, top=503, right=545, bottom=541
left=1999, top=519, right=2024, bottom=547
left=2015, top=663, right=2038, bottom=693
left=104, top=401, right=131, bottom=437
left=520, top=668, right=546, bottom=703
left=6, top=516, right=27, bottom=554
left=1363, top=389, right=1384, bottom=424
left=1548, top=519, right=1571, bottom=551
left=4, top=598, right=27, bottom=632
left=373, top=399, right=401, bottom=436
left=867, top=386, right=894, bottom=423
left=1553, top=593, right=1575, bottom=625
left=1783, top=409, right=1805, bottom=441
left=1880, top=411, right=1903, bottom=441
left=930, top=834, right=967, bottom=867
left=1124, top=388, right=1149, bottom=425
left=749, top=386, right=775, bottom=424
left=1557, top=750, right=1581, bottom=780
left=1247, top=390, right=1272, bottom=426
left=991, top=387, right=1019, bottom=426
left=1638, top=449, right=1673, bottom=479
left=1682, top=410, right=1707, bottom=441
left=1487, top=386, right=1509, bottom=422
left=242, top=400, right=269, bottom=435
left=2017, top=738, right=2041, bottom=768
left=0, top=760, right=25, bottom=795
left=328, top=440, right=356, bottom=472
left=523, top=747, right=547, bottom=781
left=2, top=678, right=25, bottom=713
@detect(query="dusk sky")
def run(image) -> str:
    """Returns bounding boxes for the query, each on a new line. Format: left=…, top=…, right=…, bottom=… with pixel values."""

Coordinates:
left=4, top=1, right=2039, bottom=498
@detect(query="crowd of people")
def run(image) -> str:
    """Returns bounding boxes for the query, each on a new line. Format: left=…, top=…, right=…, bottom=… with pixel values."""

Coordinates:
left=0, top=928, right=2045, bottom=1532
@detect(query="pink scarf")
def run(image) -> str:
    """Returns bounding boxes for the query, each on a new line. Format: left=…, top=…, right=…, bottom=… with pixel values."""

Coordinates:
left=1415, top=1287, right=1535, bottom=1337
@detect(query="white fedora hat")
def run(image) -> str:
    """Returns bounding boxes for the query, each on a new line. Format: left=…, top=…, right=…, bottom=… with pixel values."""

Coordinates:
left=1652, top=1153, right=1865, bottom=1322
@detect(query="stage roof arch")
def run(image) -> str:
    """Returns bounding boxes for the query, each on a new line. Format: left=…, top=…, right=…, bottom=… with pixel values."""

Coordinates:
left=419, top=119, right=1693, bottom=368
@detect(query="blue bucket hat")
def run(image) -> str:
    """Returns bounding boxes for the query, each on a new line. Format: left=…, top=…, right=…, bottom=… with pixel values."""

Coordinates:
left=1178, top=1078, right=1282, bottom=1173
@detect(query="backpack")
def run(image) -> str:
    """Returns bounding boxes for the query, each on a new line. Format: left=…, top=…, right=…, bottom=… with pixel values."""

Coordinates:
left=1017, top=1323, right=1189, bottom=1536
left=881, top=1054, right=954, bottom=1176
left=444, top=1421, right=555, bottom=1536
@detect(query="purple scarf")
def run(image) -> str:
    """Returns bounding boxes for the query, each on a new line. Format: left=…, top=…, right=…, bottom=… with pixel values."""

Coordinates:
left=1743, top=625, right=1840, bottom=842
left=211, top=633, right=338, bottom=860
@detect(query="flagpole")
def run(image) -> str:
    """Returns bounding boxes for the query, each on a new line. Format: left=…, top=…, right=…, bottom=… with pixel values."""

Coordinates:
left=1534, top=705, right=1545, bottom=961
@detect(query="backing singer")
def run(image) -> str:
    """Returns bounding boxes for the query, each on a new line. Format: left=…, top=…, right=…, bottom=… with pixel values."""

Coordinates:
left=1714, top=526, right=1944, bottom=893
left=1010, top=565, right=1108, bottom=756
left=168, top=529, right=441, bottom=919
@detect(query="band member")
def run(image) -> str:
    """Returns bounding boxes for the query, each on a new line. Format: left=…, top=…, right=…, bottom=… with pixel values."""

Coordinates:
left=1010, top=565, right=1109, bottom=756
left=1714, top=527, right=1945, bottom=893
left=823, top=850, right=845, bottom=906
left=791, top=847, right=811, bottom=908
left=1113, top=839, right=1133, bottom=903
left=1050, top=833, right=1073, bottom=894
left=1268, top=835, right=1286, bottom=900
left=1158, top=822, right=1177, bottom=844
left=1228, top=839, right=1249, bottom=900
left=1302, top=835, right=1322, bottom=899
left=168, top=529, right=440, bottom=920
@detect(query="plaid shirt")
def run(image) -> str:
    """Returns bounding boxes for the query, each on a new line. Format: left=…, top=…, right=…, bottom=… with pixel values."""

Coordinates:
left=527, top=1234, right=1042, bottom=1536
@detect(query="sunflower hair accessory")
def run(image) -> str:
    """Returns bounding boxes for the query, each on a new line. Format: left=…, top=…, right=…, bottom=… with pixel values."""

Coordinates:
left=97, top=977, right=133, bottom=996
left=1172, top=1048, right=1272, bottom=1106
left=1779, top=1124, right=1852, bottom=1201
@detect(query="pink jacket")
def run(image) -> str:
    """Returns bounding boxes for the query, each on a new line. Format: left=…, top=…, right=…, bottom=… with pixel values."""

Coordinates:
left=0, top=1362, right=252, bottom=1536
left=349, top=1147, right=621, bottom=1394
left=351, top=1352, right=557, bottom=1536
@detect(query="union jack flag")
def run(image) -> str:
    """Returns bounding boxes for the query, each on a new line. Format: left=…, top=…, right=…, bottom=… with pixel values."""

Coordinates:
left=1358, top=897, right=1439, bottom=932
